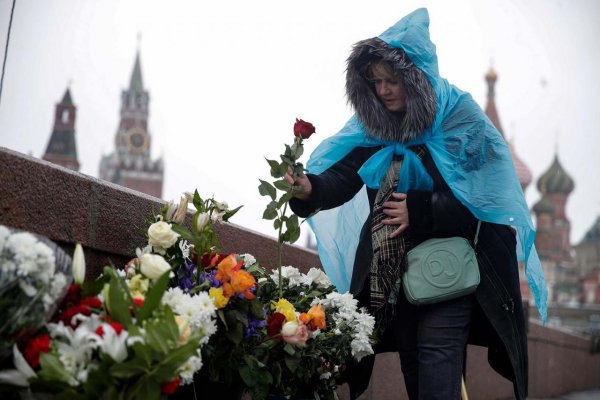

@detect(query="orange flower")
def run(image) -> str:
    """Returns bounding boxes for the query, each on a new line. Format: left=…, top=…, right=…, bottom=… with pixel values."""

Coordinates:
left=299, top=304, right=326, bottom=331
left=230, top=270, right=256, bottom=299
left=214, top=254, right=243, bottom=283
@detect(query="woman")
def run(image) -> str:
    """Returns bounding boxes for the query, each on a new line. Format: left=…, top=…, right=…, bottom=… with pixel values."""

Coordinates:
left=285, top=8, right=547, bottom=400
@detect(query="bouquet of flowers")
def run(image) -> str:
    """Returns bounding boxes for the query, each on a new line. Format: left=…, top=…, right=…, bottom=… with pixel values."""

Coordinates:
left=0, top=244, right=217, bottom=399
left=143, top=191, right=267, bottom=394
left=245, top=265, right=375, bottom=399
left=250, top=119, right=375, bottom=399
left=0, top=225, right=71, bottom=360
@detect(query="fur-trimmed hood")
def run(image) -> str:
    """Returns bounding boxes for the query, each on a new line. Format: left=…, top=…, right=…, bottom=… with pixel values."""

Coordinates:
left=346, top=37, right=437, bottom=143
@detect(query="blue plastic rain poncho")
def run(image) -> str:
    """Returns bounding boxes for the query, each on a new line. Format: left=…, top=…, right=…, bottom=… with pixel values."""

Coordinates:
left=306, top=8, right=548, bottom=322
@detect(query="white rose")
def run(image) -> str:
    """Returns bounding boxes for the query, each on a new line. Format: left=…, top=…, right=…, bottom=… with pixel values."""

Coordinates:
left=140, top=253, right=171, bottom=281
left=147, top=221, right=179, bottom=254
left=280, top=320, right=299, bottom=337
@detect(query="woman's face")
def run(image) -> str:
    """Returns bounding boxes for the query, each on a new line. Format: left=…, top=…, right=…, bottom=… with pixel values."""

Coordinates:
left=370, top=63, right=406, bottom=112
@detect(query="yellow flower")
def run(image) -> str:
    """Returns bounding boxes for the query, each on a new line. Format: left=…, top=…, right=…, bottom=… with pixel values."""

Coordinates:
left=128, top=274, right=149, bottom=298
left=272, top=298, right=296, bottom=322
left=209, top=287, right=229, bottom=309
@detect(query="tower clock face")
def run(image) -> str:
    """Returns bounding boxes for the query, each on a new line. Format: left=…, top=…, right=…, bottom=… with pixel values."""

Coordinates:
left=124, top=128, right=149, bottom=154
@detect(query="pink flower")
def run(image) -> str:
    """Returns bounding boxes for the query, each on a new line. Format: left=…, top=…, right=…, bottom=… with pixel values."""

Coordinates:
left=281, top=321, right=309, bottom=347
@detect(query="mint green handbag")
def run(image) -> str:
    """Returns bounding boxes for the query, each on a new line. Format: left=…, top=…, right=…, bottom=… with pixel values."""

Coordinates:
left=403, top=221, right=482, bottom=305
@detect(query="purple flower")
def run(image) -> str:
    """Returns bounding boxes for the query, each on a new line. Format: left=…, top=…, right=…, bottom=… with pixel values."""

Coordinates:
left=177, top=261, right=197, bottom=292
left=244, top=307, right=267, bottom=339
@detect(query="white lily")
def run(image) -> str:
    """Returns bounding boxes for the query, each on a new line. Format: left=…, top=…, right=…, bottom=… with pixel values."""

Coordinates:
left=0, top=345, right=36, bottom=387
left=90, top=323, right=130, bottom=363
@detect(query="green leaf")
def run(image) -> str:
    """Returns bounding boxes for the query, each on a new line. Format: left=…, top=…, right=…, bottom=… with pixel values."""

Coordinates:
left=273, top=180, right=291, bottom=191
left=258, top=179, right=277, bottom=200
left=170, top=224, right=194, bottom=241
left=222, top=205, right=243, bottom=221
left=105, top=269, right=132, bottom=327
left=277, top=191, right=294, bottom=208
left=225, top=320, right=244, bottom=345
left=37, top=353, right=74, bottom=385
left=284, top=356, right=300, bottom=373
left=152, top=338, right=200, bottom=379
left=291, top=141, right=304, bottom=160
left=265, top=157, right=280, bottom=169
left=81, top=276, right=109, bottom=298
left=138, top=270, right=170, bottom=322
left=192, top=189, right=203, bottom=211
left=110, top=358, right=148, bottom=378
left=273, top=219, right=282, bottom=230
left=283, top=343, right=296, bottom=356
left=280, top=155, right=295, bottom=165
left=239, top=365, right=257, bottom=386
left=287, top=227, right=301, bottom=244
left=284, top=144, right=292, bottom=158
left=262, top=202, right=278, bottom=220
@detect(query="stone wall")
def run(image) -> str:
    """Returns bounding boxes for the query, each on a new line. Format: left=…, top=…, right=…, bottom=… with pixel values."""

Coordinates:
left=2, top=147, right=600, bottom=399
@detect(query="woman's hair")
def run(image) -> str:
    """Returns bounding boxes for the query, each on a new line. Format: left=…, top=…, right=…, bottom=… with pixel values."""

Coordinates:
left=346, top=38, right=437, bottom=143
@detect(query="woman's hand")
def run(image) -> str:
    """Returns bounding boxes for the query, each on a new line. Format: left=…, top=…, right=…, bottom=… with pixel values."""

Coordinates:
left=382, top=192, right=409, bottom=238
left=284, top=167, right=312, bottom=201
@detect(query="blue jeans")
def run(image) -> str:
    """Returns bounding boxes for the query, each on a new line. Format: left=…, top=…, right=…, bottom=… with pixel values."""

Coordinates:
left=391, top=293, right=475, bottom=400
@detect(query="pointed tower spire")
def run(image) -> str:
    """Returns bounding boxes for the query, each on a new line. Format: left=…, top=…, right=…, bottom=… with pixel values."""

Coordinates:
left=485, top=66, right=504, bottom=136
left=42, top=88, right=80, bottom=171
left=483, top=66, right=532, bottom=192
left=129, top=50, right=144, bottom=94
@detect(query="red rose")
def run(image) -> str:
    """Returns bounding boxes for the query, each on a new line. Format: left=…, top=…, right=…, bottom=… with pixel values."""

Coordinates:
left=23, top=334, right=51, bottom=369
left=266, top=312, right=286, bottom=338
left=293, top=118, right=316, bottom=139
left=160, top=377, right=181, bottom=395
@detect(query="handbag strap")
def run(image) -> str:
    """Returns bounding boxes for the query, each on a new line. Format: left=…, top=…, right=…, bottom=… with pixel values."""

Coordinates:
left=473, top=220, right=482, bottom=247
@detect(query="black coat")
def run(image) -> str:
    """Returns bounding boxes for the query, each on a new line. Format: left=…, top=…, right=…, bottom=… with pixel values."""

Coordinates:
left=290, top=145, right=528, bottom=399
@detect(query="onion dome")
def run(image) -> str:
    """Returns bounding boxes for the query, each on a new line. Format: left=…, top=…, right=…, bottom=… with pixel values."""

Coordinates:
left=580, top=216, right=600, bottom=244
left=537, top=154, right=575, bottom=195
left=532, top=196, right=555, bottom=214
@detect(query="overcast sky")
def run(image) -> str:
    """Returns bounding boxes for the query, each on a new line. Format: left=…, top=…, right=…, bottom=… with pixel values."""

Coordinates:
left=1, top=0, right=599, bottom=246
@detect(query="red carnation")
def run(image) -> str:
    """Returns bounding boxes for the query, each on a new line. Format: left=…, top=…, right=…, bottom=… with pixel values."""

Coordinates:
left=58, top=304, right=92, bottom=326
left=62, top=284, right=82, bottom=306
left=23, top=334, right=51, bottom=369
left=133, top=297, right=144, bottom=308
left=160, top=377, right=181, bottom=395
left=293, top=118, right=316, bottom=139
left=266, top=312, right=286, bottom=338
left=80, top=296, right=102, bottom=309
left=95, top=321, right=124, bottom=337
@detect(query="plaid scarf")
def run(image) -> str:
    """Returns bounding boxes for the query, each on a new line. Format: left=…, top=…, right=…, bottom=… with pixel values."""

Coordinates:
left=370, top=147, right=426, bottom=324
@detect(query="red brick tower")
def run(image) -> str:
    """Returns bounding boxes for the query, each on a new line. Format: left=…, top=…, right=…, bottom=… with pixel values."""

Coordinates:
left=99, top=51, right=163, bottom=198
left=42, top=88, right=80, bottom=171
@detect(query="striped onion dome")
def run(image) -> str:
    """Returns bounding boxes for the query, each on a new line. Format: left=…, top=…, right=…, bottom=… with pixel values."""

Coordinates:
left=537, top=154, right=575, bottom=195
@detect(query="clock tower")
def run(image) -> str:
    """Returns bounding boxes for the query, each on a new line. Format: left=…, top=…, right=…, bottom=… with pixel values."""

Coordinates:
left=99, top=50, right=164, bottom=198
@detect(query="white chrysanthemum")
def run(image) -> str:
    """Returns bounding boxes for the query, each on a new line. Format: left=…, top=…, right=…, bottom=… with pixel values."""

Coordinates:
left=179, top=351, right=203, bottom=385
left=303, top=268, right=332, bottom=288
left=162, top=287, right=186, bottom=308
left=270, top=266, right=303, bottom=287
left=0, top=225, right=10, bottom=252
